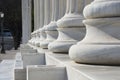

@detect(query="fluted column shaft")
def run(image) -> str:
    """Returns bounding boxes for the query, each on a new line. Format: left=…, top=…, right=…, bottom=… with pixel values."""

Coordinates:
left=35, top=0, right=44, bottom=47
left=69, top=0, right=120, bottom=65
left=39, top=0, right=52, bottom=47
left=22, top=0, right=32, bottom=43
left=44, top=0, right=52, bottom=26
left=31, top=0, right=40, bottom=46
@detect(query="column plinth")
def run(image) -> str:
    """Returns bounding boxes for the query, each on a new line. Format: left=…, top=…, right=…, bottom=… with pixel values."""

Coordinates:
left=69, top=0, right=120, bottom=65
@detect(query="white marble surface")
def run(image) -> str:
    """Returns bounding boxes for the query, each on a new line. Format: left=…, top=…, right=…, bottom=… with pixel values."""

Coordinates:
left=69, top=0, right=120, bottom=65
left=22, top=53, right=45, bottom=67
left=0, top=60, right=15, bottom=80
left=22, top=0, right=31, bottom=43
left=15, top=53, right=23, bottom=69
left=46, top=52, right=120, bottom=80
left=48, top=0, right=87, bottom=52
left=27, top=65, right=67, bottom=80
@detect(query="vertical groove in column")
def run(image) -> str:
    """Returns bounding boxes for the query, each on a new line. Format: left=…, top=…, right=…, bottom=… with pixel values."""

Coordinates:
left=40, top=0, right=44, bottom=28
left=30, top=0, right=38, bottom=46
left=34, top=0, right=37, bottom=30
left=44, top=0, right=51, bottom=26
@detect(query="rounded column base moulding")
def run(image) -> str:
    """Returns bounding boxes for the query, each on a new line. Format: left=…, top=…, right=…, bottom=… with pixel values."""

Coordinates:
left=40, top=30, right=58, bottom=49
left=48, top=40, right=77, bottom=53
left=69, top=18, right=120, bottom=65
left=39, top=27, right=47, bottom=47
left=32, top=31, right=37, bottom=46
left=57, top=14, right=84, bottom=28
left=35, top=29, right=41, bottom=47
left=83, top=0, right=120, bottom=19
left=69, top=44, right=120, bottom=65
left=48, top=27, right=85, bottom=53
left=40, top=22, right=58, bottom=49
left=34, top=31, right=41, bottom=47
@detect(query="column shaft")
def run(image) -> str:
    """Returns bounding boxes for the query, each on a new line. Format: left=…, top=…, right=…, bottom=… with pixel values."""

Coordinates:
left=22, top=0, right=31, bottom=43
left=35, top=0, right=44, bottom=47
left=39, top=0, right=52, bottom=47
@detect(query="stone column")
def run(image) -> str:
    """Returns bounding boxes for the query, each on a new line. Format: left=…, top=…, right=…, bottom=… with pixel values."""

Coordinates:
left=22, top=0, right=31, bottom=43
left=48, top=0, right=85, bottom=53
left=39, top=0, right=52, bottom=47
left=30, top=0, right=38, bottom=46
left=40, top=0, right=66, bottom=49
left=69, top=0, right=120, bottom=65
left=35, top=0, right=44, bottom=47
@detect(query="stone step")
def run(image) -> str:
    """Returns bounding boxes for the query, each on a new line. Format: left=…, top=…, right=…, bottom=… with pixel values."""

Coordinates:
left=46, top=52, right=120, bottom=80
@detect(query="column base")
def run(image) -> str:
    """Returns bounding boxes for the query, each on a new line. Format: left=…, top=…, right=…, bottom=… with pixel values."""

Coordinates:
left=48, top=27, right=85, bottom=53
left=69, top=44, right=120, bottom=65
left=69, top=18, right=120, bottom=65
left=48, top=41, right=76, bottom=53
left=40, top=30, right=58, bottom=49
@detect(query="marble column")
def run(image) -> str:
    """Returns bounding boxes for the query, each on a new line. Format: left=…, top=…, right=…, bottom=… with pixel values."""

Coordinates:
left=22, top=0, right=31, bottom=43
left=39, top=0, right=52, bottom=47
left=69, top=0, right=120, bottom=65
left=35, top=0, right=44, bottom=47
left=30, top=0, right=38, bottom=46
left=48, top=0, right=85, bottom=53
left=40, top=0, right=66, bottom=49
left=35, top=0, right=43, bottom=46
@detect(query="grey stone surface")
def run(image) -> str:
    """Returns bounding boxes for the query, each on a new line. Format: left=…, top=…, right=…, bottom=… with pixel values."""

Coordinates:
left=69, top=0, right=120, bottom=65
left=27, top=65, right=67, bottom=80
left=46, top=52, right=120, bottom=80
left=0, top=60, right=15, bottom=80
left=22, top=53, right=45, bottom=67
left=14, top=68, right=26, bottom=80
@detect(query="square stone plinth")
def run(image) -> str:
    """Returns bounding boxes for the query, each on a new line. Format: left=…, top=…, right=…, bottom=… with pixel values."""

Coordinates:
left=46, top=52, right=120, bottom=80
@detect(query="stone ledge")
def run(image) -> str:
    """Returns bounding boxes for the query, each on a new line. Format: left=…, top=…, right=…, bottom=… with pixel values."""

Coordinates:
left=46, top=52, right=120, bottom=80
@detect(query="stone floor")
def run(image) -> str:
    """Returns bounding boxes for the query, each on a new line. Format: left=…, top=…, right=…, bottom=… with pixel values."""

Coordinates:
left=0, top=49, right=19, bottom=80
left=0, top=49, right=19, bottom=61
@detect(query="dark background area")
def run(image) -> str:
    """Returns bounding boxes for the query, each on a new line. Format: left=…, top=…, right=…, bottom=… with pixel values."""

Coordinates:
left=0, top=0, right=22, bottom=50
